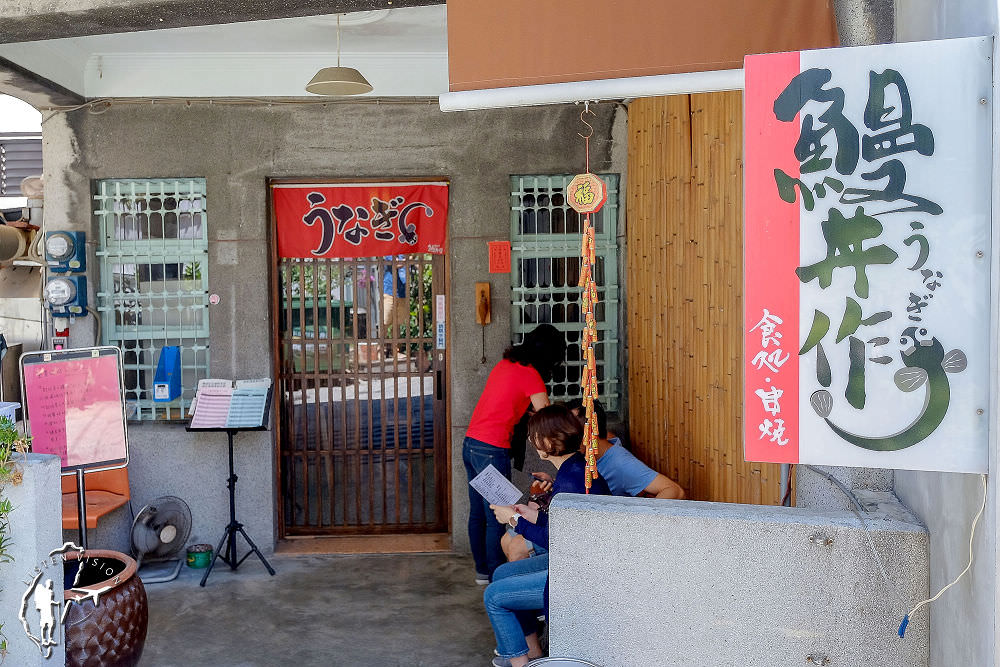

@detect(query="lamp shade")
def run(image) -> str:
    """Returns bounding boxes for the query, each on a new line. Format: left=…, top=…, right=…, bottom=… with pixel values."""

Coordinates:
left=306, top=66, right=373, bottom=95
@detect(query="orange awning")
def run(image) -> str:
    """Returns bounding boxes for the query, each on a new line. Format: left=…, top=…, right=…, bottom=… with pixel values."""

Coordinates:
left=446, top=0, right=839, bottom=92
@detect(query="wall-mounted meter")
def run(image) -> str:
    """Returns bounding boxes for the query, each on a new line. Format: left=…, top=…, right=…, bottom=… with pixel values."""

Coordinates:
left=44, top=276, right=87, bottom=317
left=45, top=231, right=86, bottom=273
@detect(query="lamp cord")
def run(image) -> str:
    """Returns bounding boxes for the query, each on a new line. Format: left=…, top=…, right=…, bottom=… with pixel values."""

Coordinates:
left=337, top=15, right=342, bottom=67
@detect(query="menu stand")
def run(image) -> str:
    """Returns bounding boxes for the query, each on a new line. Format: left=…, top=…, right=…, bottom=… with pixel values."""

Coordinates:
left=186, top=424, right=276, bottom=587
left=75, top=469, right=89, bottom=549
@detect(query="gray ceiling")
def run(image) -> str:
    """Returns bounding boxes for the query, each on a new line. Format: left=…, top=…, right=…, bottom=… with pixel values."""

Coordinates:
left=0, top=0, right=444, bottom=45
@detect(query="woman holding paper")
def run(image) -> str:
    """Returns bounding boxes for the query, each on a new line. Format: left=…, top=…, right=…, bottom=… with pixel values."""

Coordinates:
left=463, top=323, right=565, bottom=584
left=484, top=404, right=611, bottom=667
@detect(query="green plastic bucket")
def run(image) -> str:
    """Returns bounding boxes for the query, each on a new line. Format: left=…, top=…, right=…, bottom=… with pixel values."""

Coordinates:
left=186, top=544, right=213, bottom=568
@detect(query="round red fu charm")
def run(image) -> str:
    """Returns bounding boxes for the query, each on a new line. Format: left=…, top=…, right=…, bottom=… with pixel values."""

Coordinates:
left=566, top=173, right=607, bottom=214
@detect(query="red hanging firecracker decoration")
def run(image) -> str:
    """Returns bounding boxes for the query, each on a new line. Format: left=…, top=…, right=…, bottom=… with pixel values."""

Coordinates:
left=566, top=103, right=606, bottom=492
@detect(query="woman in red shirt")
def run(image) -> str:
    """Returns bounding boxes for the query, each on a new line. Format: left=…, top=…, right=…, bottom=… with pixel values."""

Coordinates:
left=464, top=323, right=565, bottom=583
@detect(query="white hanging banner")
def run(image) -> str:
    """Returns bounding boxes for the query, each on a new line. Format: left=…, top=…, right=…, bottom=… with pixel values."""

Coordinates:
left=744, top=36, right=992, bottom=473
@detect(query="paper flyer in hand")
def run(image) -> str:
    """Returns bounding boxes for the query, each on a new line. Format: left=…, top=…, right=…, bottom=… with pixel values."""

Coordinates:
left=469, top=464, right=523, bottom=506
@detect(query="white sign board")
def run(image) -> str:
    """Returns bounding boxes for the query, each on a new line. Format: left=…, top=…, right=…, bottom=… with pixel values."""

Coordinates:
left=744, top=36, right=992, bottom=473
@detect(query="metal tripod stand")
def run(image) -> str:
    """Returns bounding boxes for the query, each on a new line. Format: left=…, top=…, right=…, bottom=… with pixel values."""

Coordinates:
left=196, top=428, right=276, bottom=587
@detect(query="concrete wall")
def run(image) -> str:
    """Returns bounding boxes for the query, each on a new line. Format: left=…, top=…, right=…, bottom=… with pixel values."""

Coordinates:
left=0, top=453, right=65, bottom=666
left=548, top=494, right=929, bottom=667
left=38, top=99, right=620, bottom=555
left=895, top=472, right=992, bottom=667
left=895, top=0, right=997, bottom=44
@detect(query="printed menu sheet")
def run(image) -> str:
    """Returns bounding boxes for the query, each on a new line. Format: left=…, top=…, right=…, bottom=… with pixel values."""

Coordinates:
left=189, top=378, right=271, bottom=429
left=469, top=464, right=523, bottom=506
left=227, top=379, right=271, bottom=428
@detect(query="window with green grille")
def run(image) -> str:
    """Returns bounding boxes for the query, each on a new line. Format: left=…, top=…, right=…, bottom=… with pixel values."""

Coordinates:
left=95, top=179, right=209, bottom=421
left=510, top=174, right=620, bottom=411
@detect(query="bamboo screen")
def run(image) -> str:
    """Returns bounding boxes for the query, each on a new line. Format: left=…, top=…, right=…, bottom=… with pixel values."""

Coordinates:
left=626, top=92, right=783, bottom=505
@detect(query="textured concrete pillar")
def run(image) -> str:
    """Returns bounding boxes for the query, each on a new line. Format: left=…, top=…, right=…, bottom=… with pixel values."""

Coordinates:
left=795, top=464, right=894, bottom=510
left=833, top=0, right=894, bottom=45
left=0, top=453, right=65, bottom=666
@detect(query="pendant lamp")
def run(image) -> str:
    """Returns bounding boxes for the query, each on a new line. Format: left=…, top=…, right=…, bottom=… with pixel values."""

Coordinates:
left=306, top=14, right=373, bottom=96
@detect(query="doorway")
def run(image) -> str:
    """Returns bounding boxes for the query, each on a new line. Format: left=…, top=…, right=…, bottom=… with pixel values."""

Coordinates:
left=274, top=254, right=448, bottom=537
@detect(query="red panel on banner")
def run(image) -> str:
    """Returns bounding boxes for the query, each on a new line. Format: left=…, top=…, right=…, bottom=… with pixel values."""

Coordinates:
left=743, top=51, right=801, bottom=465
left=273, top=182, right=448, bottom=258
left=488, top=241, right=511, bottom=273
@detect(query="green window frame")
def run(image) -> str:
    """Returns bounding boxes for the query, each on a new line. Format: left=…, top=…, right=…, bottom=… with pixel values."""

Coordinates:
left=95, top=178, right=209, bottom=421
left=510, top=173, right=621, bottom=410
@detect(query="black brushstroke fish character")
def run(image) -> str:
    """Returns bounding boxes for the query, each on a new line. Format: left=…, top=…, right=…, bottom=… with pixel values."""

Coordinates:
left=810, top=326, right=967, bottom=451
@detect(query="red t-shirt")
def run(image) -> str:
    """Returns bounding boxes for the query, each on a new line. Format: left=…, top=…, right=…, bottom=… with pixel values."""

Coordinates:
left=466, top=359, right=547, bottom=448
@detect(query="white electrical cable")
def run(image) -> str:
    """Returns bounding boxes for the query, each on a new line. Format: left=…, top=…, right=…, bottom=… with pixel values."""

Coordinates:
left=899, top=473, right=988, bottom=637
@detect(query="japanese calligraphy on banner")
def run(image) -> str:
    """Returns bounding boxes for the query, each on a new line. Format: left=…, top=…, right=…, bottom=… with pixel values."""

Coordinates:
left=273, top=182, right=449, bottom=258
left=744, top=37, right=991, bottom=473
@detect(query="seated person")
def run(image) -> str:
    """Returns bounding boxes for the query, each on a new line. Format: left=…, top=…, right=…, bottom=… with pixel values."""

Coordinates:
left=499, top=476, right=551, bottom=562
left=502, top=398, right=685, bottom=562
left=567, top=397, right=685, bottom=500
left=485, top=404, right=610, bottom=667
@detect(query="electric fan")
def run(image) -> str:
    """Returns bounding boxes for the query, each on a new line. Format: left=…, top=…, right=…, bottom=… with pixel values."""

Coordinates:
left=131, top=496, right=192, bottom=584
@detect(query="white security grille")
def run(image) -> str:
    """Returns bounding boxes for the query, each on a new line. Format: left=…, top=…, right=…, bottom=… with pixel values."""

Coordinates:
left=95, top=179, right=209, bottom=420
left=510, top=174, right=620, bottom=410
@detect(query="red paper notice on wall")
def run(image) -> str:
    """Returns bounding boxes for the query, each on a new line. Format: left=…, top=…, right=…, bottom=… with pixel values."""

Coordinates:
left=488, top=241, right=511, bottom=273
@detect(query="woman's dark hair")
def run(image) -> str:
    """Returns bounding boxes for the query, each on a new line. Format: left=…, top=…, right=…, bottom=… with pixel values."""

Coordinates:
left=566, top=397, right=607, bottom=439
left=503, top=323, right=566, bottom=381
left=528, top=404, right=583, bottom=457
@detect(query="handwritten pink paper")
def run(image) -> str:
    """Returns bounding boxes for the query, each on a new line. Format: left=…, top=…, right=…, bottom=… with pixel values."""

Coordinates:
left=23, top=354, right=126, bottom=469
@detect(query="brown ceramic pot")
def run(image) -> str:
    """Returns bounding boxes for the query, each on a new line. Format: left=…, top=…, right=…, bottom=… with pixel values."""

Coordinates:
left=63, top=549, right=148, bottom=667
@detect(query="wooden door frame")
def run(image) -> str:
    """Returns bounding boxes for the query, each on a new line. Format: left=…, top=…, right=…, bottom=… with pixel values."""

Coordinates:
left=267, top=176, right=452, bottom=540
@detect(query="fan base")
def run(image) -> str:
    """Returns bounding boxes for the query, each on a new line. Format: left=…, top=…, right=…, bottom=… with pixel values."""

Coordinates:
left=137, top=559, right=183, bottom=584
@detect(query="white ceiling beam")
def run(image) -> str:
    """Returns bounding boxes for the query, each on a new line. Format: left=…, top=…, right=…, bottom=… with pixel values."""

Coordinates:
left=82, top=52, right=448, bottom=98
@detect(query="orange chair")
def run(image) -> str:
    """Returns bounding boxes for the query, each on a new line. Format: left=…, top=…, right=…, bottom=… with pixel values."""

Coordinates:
left=61, top=468, right=130, bottom=530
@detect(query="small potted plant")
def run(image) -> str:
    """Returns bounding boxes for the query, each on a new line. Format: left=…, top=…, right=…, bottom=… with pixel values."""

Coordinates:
left=0, top=415, right=28, bottom=663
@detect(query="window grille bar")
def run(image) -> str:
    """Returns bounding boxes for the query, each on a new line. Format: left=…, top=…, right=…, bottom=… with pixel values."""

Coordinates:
left=509, top=173, right=621, bottom=411
left=95, top=178, right=209, bottom=421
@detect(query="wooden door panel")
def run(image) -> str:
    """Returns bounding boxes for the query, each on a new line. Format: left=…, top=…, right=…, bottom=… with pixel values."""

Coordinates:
left=276, top=255, right=448, bottom=535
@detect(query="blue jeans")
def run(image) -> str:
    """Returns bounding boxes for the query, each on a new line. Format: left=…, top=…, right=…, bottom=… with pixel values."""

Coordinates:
left=463, top=437, right=512, bottom=578
left=484, top=554, right=549, bottom=659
